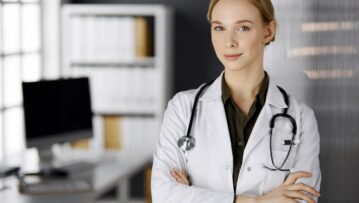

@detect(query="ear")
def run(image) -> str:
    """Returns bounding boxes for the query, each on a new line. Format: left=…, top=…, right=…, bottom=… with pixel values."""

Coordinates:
left=264, top=21, right=276, bottom=44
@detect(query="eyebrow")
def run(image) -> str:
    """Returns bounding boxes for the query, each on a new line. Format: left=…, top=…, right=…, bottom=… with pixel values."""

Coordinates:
left=211, top=20, right=254, bottom=25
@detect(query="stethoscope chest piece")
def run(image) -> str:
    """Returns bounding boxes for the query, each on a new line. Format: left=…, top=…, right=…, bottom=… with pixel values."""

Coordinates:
left=177, top=136, right=196, bottom=151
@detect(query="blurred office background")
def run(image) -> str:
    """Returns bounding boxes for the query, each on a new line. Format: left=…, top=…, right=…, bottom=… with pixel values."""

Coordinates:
left=0, top=0, right=358, bottom=203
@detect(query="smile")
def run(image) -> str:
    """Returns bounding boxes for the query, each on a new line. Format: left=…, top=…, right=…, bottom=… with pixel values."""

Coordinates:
left=223, top=54, right=242, bottom=60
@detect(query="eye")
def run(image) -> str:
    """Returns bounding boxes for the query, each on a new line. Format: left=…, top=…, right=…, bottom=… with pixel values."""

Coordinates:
left=237, top=25, right=250, bottom=32
left=213, top=26, right=224, bottom=31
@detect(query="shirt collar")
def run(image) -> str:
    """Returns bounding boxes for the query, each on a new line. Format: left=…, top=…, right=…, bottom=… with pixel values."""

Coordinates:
left=221, top=75, right=231, bottom=103
left=200, top=71, right=287, bottom=109
left=221, top=71, right=269, bottom=106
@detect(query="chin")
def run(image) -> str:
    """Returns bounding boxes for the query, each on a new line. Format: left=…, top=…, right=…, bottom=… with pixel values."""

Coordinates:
left=223, top=64, right=247, bottom=72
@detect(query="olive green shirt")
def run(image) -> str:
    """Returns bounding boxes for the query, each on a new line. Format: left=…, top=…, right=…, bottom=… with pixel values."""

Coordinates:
left=221, top=72, right=269, bottom=192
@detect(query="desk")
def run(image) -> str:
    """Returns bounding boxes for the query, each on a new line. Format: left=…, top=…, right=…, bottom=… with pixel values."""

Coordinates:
left=0, top=149, right=153, bottom=203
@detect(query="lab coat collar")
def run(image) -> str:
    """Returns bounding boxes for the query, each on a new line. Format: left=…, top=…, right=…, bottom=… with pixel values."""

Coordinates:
left=199, top=71, right=288, bottom=109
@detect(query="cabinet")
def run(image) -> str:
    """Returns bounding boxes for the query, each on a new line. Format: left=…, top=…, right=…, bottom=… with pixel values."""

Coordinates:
left=62, top=4, right=173, bottom=116
left=61, top=4, right=173, bottom=202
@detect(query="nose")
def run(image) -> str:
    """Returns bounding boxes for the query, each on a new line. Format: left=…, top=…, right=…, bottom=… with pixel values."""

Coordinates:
left=225, top=31, right=238, bottom=48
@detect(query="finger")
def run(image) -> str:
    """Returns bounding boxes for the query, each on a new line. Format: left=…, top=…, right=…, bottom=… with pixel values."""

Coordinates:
left=171, top=168, right=183, bottom=176
left=286, top=183, right=320, bottom=197
left=286, top=199, right=299, bottom=203
left=173, top=169, right=190, bottom=185
left=170, top=169, right=182, bottom=181
left=171, top=170, right=189, bottom=185
left=181, top=169, right=192, bottom=185
left=171, top=171, right=185, bottom=184
left=174, top=169, right=187, bottom=177
left=283, top=191, right=316, bottom=203
left=284, top=171, right=312, bottom=185
left=170, top=170, right=179, bottom=180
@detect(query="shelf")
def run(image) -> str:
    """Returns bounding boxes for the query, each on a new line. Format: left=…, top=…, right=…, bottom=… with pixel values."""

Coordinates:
left=71, top=57, right=155, bottom=68
left=92, top=104, right=158, bottom=117
left=94, top=112, right=155, bottom=118
left=63, top=4, right=169, bottom=16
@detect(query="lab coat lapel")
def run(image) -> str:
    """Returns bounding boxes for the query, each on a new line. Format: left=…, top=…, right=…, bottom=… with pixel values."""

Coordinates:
left=203, top=100, right=233, bottom=165
left=200, top=72, right=233, bottom=164
left=242, top=105, right=272, bottom=162
left=242, top=78, right=288, bottom=163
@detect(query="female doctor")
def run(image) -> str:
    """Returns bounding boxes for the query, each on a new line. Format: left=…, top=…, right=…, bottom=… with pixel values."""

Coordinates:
left=151, top=0, right=321, bottom=202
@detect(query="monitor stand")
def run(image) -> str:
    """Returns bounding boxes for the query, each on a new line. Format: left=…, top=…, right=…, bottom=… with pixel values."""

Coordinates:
left=36, top=145, right=96, bottom=177
left=34, top=146, right=69, bottom=179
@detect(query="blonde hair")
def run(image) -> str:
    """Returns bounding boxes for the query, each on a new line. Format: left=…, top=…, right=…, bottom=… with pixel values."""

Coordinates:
left=207, top=0, right=276, bottom=45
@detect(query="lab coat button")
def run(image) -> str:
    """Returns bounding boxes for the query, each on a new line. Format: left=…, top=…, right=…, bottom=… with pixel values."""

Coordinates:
left=247, top=167, right=251, bottom=172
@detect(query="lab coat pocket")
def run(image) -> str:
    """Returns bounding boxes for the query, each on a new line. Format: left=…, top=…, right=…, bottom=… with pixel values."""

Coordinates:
left=261, top=150, right=291, bottom=194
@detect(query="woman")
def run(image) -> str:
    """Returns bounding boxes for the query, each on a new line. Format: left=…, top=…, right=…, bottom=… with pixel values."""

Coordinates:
left=151, top=0, right=321, bottom=202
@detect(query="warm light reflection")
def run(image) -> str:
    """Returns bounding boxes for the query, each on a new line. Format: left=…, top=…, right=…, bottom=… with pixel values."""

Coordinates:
left=301, top=21, right=359, bottom=32
left=288, top=46, right=357, bottom=57
left=304, top=69, right=354, bottom=79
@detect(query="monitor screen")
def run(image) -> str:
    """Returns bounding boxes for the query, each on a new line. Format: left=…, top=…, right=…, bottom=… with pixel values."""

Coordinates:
left=22, top=77, right=93, bottom=148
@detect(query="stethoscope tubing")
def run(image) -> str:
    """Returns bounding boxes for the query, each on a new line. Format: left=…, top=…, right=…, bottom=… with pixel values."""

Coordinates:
left=177, top=81, right=297, bottom=171
left=186, top=80, right=215, bottom=138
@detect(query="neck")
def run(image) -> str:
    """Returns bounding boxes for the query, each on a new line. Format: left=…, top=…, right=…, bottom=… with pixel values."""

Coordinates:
left=224, top=66, right=265, bottom=101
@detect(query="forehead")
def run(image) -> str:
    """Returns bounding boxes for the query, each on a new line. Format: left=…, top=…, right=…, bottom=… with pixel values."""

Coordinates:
left=211, top=0, right=262, bottom=24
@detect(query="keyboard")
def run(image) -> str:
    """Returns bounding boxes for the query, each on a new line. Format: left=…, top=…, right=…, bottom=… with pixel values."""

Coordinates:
left=62, top=161, right=97, bottom=174
left=19, top=179, right=93, bottom=195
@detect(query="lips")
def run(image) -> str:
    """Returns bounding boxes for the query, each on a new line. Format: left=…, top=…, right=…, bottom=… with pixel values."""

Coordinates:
left=223, top=53, right=242, bottom=60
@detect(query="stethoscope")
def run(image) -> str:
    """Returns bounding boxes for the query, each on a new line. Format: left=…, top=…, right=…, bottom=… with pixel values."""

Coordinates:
left=177, top=80, right=297, bottom=171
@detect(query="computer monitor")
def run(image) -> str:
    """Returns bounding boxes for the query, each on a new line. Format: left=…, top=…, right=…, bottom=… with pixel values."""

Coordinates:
left=22, top=77, right=93, bottom=168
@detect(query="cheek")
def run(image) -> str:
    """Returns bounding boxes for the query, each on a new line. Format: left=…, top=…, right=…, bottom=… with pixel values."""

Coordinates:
left=211, top=33, right=219, bottom=49
left=241, top=33, right=263, bottom=52
left=211, top=33, right=224, bottom=55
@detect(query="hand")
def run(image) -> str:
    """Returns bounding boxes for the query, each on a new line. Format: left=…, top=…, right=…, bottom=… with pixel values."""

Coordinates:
left=170, top=168, right=191, bottom=186
left=254, top=171, right=320, bottom=203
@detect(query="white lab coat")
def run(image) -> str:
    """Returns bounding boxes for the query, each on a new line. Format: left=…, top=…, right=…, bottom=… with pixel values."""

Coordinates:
left=151, top=72, right=321, bottom=203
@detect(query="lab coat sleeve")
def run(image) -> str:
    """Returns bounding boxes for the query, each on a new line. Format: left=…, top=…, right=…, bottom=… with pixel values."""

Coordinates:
left=292, top=106, right=321, bottom=202
left=151, top=93, right=235, bottom=203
